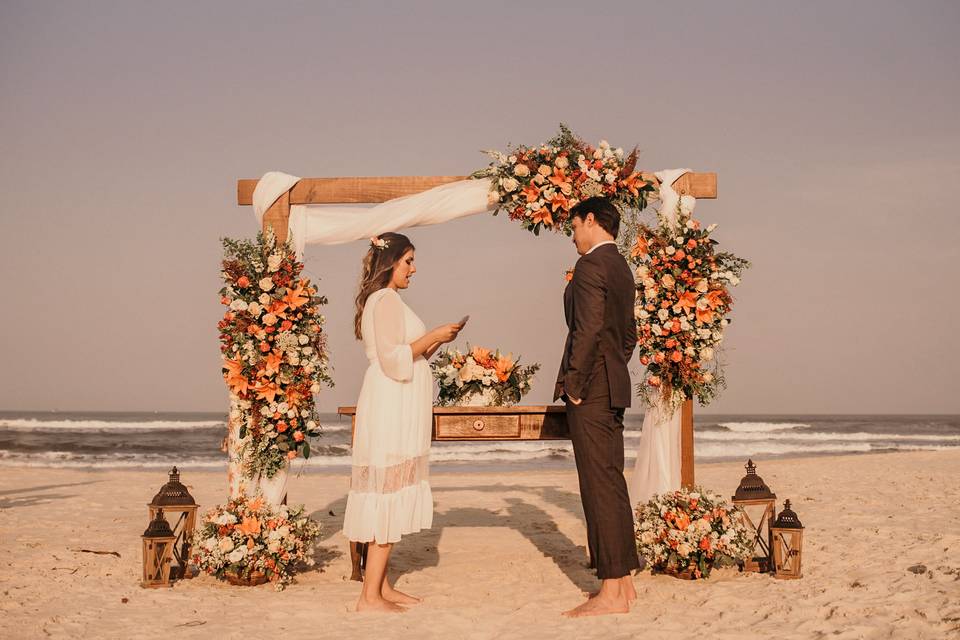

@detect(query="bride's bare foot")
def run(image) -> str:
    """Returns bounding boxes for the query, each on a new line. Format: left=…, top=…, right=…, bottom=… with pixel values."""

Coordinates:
left=382, top=582, right=422, bottom=605
left=562, top=592, right=630, bottom=618
left=356, top=595, right=407, bottom=613
left=622, top=576, right=637, bottom=603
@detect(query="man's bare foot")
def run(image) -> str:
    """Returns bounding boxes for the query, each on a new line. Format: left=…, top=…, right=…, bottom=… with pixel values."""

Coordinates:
left=382, top=582, right=422, bottom=605
left=356, top=596, right=407, bottom=613
left=562, top=593, right=630, bottom=618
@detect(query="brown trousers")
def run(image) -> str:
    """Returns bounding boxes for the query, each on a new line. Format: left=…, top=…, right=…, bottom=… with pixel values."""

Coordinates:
left=566, top=362, right=640, bottom=580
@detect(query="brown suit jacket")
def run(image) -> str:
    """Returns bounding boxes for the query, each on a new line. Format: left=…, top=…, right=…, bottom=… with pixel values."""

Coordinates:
left=554, top=243, right=637, bottom=408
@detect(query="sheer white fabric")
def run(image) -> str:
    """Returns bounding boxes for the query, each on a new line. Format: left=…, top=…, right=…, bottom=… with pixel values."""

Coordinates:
left=629, top=401, right=683, bottom=508
left=342, top=288, right=434, bottom=544
left=373, top=289, right=414, bottom=382
left=251, top=171, right=491, bottom=257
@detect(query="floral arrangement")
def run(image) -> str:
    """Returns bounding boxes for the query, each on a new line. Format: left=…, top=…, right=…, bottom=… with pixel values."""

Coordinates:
left=630, top=200, right=749, bottom=410
left=431, top=345, right=540, bottom=407
left=218, top=231, right=334, bottom=479
left=472, top=124, right=655, bottom=235
left=635, top=486, right=753, bottom=579
left=192, top=494, right=322, bottom=590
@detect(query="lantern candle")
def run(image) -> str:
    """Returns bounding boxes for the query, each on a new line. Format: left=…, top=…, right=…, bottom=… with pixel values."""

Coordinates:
left=771, top=499, right=804, bottom=579
left=141, top=509, right=176, bottom=588
left=148, top=467, right=198, bottom=580
left=731, top=459, right=777, bottom=573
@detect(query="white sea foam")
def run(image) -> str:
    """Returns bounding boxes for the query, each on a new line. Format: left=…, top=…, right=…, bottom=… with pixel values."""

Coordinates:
left=0, top=418, right=225, bottom=432
left=718, top=422, right=810, bottom=433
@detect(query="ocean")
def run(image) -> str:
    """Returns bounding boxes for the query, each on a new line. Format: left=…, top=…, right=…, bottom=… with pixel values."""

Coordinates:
left=1, top=411, right=958, bottom=472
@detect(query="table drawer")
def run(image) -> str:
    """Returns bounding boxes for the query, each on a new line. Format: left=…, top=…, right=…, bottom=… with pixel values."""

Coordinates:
left=434, top=414, right=521, bottom=439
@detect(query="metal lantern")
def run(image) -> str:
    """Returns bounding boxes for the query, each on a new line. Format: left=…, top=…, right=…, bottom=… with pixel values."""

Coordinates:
left=148, top=467, right=198, bottom=580
left=141, top=509, right=176, bottom=588
left=732, top=459, right=777, bottom=572
left=771, top=499, right=804, bottom=579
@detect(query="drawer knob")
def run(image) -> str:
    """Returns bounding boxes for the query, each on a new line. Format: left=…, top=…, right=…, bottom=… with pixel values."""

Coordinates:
left=473, top=419, right=485, bottom=431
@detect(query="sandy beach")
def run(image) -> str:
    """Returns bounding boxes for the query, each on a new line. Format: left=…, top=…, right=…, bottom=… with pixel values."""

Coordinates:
left=1, top=450, right=958, bottom=640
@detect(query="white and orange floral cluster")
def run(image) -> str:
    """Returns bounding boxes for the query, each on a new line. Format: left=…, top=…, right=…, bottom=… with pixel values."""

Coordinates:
left=630, top=202, right=749, bottom=409
left=192, top=494, right=321, bottom=590
left=218, top=231, right=334, bottom=479
left=634, top=486, right=753, bottom=579
left=473, top=124, right=654, bottom=235
left=431, top=346, right=539, bottom=407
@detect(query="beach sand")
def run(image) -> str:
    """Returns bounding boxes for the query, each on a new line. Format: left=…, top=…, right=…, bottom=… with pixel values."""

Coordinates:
left=1, top=450, right=958, bottom=639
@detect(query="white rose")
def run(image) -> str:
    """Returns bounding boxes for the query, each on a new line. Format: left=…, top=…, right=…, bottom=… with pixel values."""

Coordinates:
left=598, top=139, right=610, bottom=149
left=258, top=277, right=274, bottom=292
left=310, top=383, right=320, bottom=393
left=262, top=313, right=278, bottom=326
left=297, top=334, right=309, bottom=345
left=302, top=346, right=313, bottom=355
left=677, top=543, right=693, bottom=558
left=604, top=172, right=616, bottom=184
left=537, top=164, right=552, bottom=176
left=500, top=177, right=519, bottom=192
left=267, top=540, right=281, bottom=553
left=695, top=279, right=709, bottom=293
left=258, top=293, right=271, bottom=305
left=216, top=513, right=237, bottom=525
left=228, top=547, right=247, bottom=563
left=615, top=147, right=624, bottom=159
left=267, top=254, right=282, bottom=272
left=657, top=309, right=670, bottom=322
left=203, top=537, right=218, bottom=551
left=701, top=347, right=714, bottom=361
left=218, top=537, right=235, bottom=553
left=592, top=149, right=602, bottom=160
left=513, top=163, right=530, bottom=177
left=661, top=274, right=676, bottom=289
left=665, top=246, right=676, bottom=255
left=247, top=302, right=262, bottom=316
left=230, top=299, right=248, bottom=312
left=555, top=156, right=569, bottom=169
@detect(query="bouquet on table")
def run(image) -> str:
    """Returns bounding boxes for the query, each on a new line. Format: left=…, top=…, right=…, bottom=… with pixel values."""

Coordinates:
left=192, top=494, right=322, bottom=591
left=431, top=345, right=539, bottom=407
left=634, top=486, right=753, bottom=579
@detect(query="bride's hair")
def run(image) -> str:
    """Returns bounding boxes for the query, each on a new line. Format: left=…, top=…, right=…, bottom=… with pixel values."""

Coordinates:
left=354, top=232, right=415, bottom=339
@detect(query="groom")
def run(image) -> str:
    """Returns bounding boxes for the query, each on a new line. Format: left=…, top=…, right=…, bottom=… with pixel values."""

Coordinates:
left=554, top=197, right=640, bottom=617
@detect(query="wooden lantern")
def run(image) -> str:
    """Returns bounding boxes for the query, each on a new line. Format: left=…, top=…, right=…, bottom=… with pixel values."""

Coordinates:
left=141, top=509, right=176, bottom=588
left=148, top=467, right=198, bottom=580
left=732, top=459, right=777, bottom=572
left=771, top=499, right=804, bottom=579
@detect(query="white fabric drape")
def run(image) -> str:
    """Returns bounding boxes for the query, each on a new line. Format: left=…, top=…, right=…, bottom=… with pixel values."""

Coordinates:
left=252, top=171, right=491, bottom=257
left=629, top=169, right=695, bottom=508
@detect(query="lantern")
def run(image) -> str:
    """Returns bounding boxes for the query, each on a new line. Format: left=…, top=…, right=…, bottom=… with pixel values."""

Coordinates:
left=732, top=459, right=777, bottom=572
left=771, top=499, right=804, bottom=579
left=148, top=467, right=198, bottom=580
left=141, top=509, right=176, bottom=588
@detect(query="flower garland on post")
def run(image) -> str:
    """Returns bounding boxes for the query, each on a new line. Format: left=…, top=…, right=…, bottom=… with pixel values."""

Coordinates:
left=218, top=231, right=334, bottom=485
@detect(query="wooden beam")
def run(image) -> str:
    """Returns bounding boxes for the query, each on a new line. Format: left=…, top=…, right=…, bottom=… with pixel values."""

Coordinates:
left=237, top=172, right=717, bottom=205
left=262, top=190, right=290, bottom=245
left=680, top=399, right=695, bottom=488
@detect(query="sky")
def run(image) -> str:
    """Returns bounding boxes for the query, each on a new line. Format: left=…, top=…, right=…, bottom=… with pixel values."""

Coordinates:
left=1, top=0, right=958, bottom=415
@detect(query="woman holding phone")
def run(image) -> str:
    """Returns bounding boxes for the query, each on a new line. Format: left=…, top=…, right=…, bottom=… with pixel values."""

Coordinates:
left=343, top=232, right=466, bottom=613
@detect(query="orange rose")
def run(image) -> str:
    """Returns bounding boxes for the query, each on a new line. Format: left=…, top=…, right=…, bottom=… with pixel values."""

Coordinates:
left=286, top=451, right=297, bottom=460
left=220, top=296, right=231, bottom=305
left=654, top=352, right=666, bottom=364
left=276, top=421, right=288, bottom=433
left=639, top=356, right=650, bottom=365
left=237, top=276, right=250, bottom=288
left=670, top=350, right=683, bottom=363
left=280, top=320, right=293, bottom=332
left=259, top=341, right=271, bottom=352
left=293, top=431, right=304, bottom=442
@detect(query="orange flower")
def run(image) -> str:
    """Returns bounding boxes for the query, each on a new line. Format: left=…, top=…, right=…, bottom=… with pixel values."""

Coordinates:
left=631, top=236, right=648, bottom=258
left=620, top=172, right=646, bottom=197
left=280, top=320, right=293, bottom=332
left=254, top=380, right=279, bottom=403
left=677, top=291, right=698, bottom=312
left=259, top=341, right=271, bottom=353
left=565, top=268, right=575, bottom=282
left=293, top=431, right=305, bottom=442
left=522, top=183, right=541, bottom=204
left=670, top=350, right=683, bottom=363
left=706, top=289, right=726, bottom=310
left=695, top=307, right=715, bottom=324
left=494, top=354, right=515, bottom=383
left=223, top=358, right=249, bottom=396
left=263, top=351, right=282, bottom=377
left=674, top=513, right=691, bottom=530
left=531, top=207, right=554, bottom=226
left=276, top=421, right=288, bottom=433
left=239, top=516, right=261, bottom=536
left=220, top=296, right=231, bottom=306
left=268, top=300, right=289, bottom=319
left=286, top=451, right=297, bottom=460
left=282, top=280, right=310, bottom=309
left=471, top=346, right=492, bottom=365
left=237, top=276, right=251, bottom=288
left=548, top=192, right=570, bottom=213
left=248, top=496, right=264, bottom=512
left=699, top=537, right=711, bottom=551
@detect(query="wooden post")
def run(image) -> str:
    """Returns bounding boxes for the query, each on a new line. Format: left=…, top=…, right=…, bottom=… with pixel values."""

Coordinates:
left=680, top=399, right=694, bottom=488
left=262, top=189, right=291, bottom=243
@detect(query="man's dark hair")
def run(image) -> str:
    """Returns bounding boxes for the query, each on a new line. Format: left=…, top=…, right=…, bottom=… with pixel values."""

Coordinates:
left=569, top=197, right=621, bottom=239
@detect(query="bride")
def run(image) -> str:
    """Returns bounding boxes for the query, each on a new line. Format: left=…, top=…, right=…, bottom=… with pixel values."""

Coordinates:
left=342, top=232, right=464, bottom=613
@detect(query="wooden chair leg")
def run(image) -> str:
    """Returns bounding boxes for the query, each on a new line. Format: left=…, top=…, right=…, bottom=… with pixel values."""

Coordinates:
left=349, top=541, right=368, bottom=582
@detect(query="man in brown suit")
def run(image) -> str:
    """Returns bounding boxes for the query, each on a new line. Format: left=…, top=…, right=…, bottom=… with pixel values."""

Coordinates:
left=554, top=197, right=640, bottom=617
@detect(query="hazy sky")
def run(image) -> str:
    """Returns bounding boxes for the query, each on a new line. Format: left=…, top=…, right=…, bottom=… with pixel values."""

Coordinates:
left=2, top=1, right=958, bottom=414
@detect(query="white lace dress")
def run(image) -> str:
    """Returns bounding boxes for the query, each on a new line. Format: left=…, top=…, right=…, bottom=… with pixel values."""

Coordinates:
left=342, top=287, right=434, bottom=543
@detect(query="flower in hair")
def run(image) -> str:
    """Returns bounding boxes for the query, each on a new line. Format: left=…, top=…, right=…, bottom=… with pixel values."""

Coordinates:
left=370, top=236, right=389, bottom=251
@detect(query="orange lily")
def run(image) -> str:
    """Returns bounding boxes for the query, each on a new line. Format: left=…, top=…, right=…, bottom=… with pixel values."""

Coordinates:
left=494, top=354, right=515, bottom=382
left=239, top=516, right=261, bottom=536
left=268, top=300, right=289, bottom=320
left=696, top=306, right=715, bottom=324
left=631, top=236, right=648, bottom=258
left=263, top=351, right=282, bottom=377
left=248, top=496, right=264, bottom=512
left=548, top=168, right=571, bottom=190
left=548, top=192, right=570, bottom=213
left=706, top=289, right=726, bottom=310
left=282, top=280, right=310, bottom=309
left=677, top=291, right=697, bottom=312
left=254, top=380, right=279, bottom=403
left=531, top=207, right=554, bottom=226
left=522, top=183, right=541, bottom=204
left=223, top=358, right=249, bottom=396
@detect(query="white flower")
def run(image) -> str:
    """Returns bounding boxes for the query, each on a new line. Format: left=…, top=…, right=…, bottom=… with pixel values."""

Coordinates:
left=267, top=540, right=281, bottom=553
left=310, top=383, right=320, bottom=393
left=258, top=293, right=271, bottom=305
left=695, top=279, right=709, bottom=293
left=262, top=313, right=278, bottom=326
left=604, top=171, right=617, bottom=184
left=677, top=542, right=693, bottom=557
left=587, top=168, right=600, bottom=181
left=657, top=308, right=670, bottom=322
left=218, top=537, right=235, bottom=552
left=555, top=156, right=569, bottom=169
left=706, top=223, right=718, bottom=232
left=730, top=275, right=741, bottom=286
left=247, top=302, right=262, bottom=316
left=615, top=147, right=624, bottom=158
left=230, top=299, right=248, bottom=312
left=537, top=164, right=552, bottom=176
left=598, top=139, right=610, bottom=149
left=508, top=155, right=517, bottom=164
left=228, top=547, right=247, bottom=563
left=703, top=372, right=714, bottom=382
left=513, top=163, right=530, bottom=177
left=500, top=177, right=519, bottom=192
left=267, top=254, right=282, bottom=272
left=216, top=513, right=238, bottom=525
left=661, top=274, right=675, bottom=289
left=701, top=347, right=714, bottom=361
left=277, top=525, right=290, bottom=538
left=665, top=246, right=676, bottom=255
left=259, top=277, right=274, bottom=292
left=202, top=537, right=218, bottom=551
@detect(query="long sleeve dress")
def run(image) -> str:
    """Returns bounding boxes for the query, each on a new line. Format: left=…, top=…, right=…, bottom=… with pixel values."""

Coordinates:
left=342, top=287, right=434, bottom=543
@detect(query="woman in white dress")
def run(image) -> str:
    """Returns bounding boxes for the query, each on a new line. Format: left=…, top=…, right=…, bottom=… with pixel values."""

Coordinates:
left=343, top=232, right=464, bottom=613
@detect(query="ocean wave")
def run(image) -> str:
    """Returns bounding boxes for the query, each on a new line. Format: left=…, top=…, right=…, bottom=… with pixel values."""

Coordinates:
left=0, top=450, right=227, bottom=469
left=0, top=418, right=226, bottom=432
left=718, top=422, right=810, bottom=433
